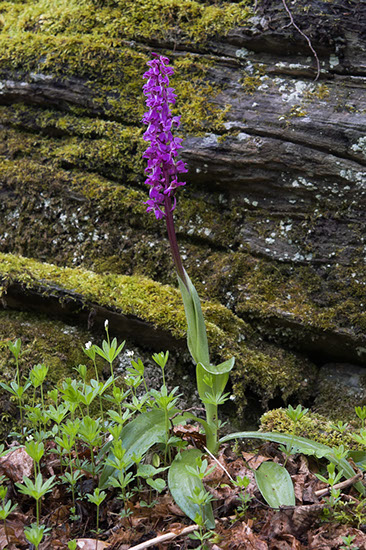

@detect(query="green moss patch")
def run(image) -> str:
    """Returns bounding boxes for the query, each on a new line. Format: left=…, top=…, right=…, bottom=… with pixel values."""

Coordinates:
left=0, top=252, right=318, bottom=422
left=0, top=308, right=94, bottom=439
left=0, top=0, right=251, bottom=45
left=260, top=407, right=363, bottom=451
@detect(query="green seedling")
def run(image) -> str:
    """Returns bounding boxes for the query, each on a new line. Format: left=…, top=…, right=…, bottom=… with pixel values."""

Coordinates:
left=330, top=420, right=349, bottom=434
left=24, top=523, right=48, bottom=550
left=16, top=474, right=56, bottom=526
left=0, top=484, right=17, bottom=547
left=232, top=475, right=252, bottom=516
left=86, top=487, right=107, bottom=536
left=340, top=534, right=359, bottom=550
left=355, top=406, right=366, bottom=429
left=8, top=338, right=21, bottom=387
left=25, top=439, right=45, bottom=476
left=188, top=486, right=215, bottom=550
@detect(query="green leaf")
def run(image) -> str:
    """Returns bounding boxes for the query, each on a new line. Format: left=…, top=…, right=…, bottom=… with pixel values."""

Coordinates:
left=177, top=270, right=209, bottom=367
left=137, top=464, right=168, bottom=478
left=168, top=448, right=215, bottom=529
left=99, top=409, right=168, bottom=489
left=201, top=357, right=235, bottom=376
left=348, top=450, right=366, bottom=469
left=220, top=431, right=365, bottom=495
left=255, top=461, right=295, bottom=508
left=146, top=477, right=166, bottom=493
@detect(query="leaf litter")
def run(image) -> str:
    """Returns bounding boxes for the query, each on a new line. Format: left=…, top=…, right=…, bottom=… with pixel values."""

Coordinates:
left=1, top=434, right=366, bottom=549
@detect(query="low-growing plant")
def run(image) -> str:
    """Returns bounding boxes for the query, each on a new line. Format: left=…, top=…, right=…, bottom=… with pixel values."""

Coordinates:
left=0, top=53, right=364, bottom=546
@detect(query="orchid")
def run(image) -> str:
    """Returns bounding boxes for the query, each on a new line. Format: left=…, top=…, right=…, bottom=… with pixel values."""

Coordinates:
left=142, top=53, right=188, bottom=221
left=142, top=53, right=234, bottom=454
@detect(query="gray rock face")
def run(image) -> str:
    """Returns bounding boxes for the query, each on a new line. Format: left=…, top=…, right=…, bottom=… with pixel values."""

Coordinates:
left=314, top=363, right=366, bottom=419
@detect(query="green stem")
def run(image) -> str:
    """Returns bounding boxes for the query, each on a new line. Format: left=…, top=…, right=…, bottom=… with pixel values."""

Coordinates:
left=19, top=396, right=24, bottom=444
left=68, top=450, right=75, bottom=508
left=164, top=194, right=187, bottom=288
left=15, top=357, right=19, bottom=388
left=109, top=361, right=115, bottom=388
left=164, top=406, right=170, bottom=464
left=36, top=498, right=40, bottom=527
left=204, top=404, right=218, bottom=454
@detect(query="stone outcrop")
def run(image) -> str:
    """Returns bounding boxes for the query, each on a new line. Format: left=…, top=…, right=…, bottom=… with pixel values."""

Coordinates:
left=0, top=0, right=365, bottom=423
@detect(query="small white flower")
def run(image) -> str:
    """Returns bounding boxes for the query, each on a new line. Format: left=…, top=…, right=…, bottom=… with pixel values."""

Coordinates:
left=126, top=350, right=134, bottom=357
left=85, top=341, right=92, bottom=350
left=104, top=319, right=109, bottom=329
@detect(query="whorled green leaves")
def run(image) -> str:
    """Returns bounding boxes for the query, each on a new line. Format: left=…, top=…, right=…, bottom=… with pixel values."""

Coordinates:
left=99, top=409, right=168, bottom=489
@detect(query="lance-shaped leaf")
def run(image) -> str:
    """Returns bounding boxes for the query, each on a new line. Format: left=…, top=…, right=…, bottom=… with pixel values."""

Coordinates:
left=220, top=431, right=365, bottom=495
left=168, top=448, right=215, bottom=529
left=177, top=270, right=209, bottom=367
left=196, top=357, right=235, bottom=408
left=99, top=409, right=167, bottom=489
left=255, top=461, right=295, bottom=508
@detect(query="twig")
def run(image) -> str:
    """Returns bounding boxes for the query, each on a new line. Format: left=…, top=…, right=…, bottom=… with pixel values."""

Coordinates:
left=281, top=0, right=321, bottom=81
left=315, top=473, right=363, bottom=497
left=127, top=524, right=199, bottom=550
left=204, top=445, right=235, bottom=483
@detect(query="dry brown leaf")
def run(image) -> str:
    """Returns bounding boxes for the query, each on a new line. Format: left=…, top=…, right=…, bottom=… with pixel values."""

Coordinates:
left=224, top=521, right=269, bottom=550
left=173, top=424, right=206, bottom=447
left=308, top=524, right=366, bottom=549
left=0, top=446, right=33, bottom=482
left=292, top=474, right=307, bottom=504
left=242, top=452, right=271, bottom=470
left=262, top=504, right=325, bottom=540
left=269, top=533, right=304, bottom=550
left=0, top=512, right=28, bottom=547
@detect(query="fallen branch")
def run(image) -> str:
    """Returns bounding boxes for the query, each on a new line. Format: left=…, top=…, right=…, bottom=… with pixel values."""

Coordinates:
left=127, top=524, right=199, bottom=550
left=315, top=473, right=363, bottom=497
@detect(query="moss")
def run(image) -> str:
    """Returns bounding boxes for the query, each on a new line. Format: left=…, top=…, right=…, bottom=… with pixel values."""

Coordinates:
left=0, top=252, right=318, bottom=422
left=0, top=0, right=251, bottom=45
left=260, top=407, right=364, bottom=450
left=240, top=74, right=262, bottom=95
left=0, top=0, right=250, bottom=133
left=304, top=83, right=331, bottom=101
left=0, top=309, right=97, bottom=439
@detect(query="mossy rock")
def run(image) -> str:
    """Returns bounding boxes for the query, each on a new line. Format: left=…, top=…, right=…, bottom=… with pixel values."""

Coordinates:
left=260, top=407, right=364, bottom=451
left=0, top=309, right=95, bottom=439
left=0, top=251, right=318, bottom=425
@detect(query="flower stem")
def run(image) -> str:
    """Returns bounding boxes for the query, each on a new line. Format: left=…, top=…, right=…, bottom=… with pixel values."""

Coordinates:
left=164, top=195, right=187, bottom=288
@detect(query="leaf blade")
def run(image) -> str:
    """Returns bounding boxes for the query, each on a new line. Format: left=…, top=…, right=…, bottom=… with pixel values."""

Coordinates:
left=168, top=448, right=215, bottom=529
left=255, top=461, right=295, bottom=508
left=220, top=431, right=365, bottom=495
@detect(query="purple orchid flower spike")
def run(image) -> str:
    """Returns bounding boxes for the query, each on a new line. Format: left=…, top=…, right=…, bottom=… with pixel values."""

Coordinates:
left=142, top=53, right=188, bottom=286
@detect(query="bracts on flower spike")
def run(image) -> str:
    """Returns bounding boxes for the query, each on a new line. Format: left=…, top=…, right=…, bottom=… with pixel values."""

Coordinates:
left=142, top=53, right=189, bottom=286
left=142, top=53, right=235, bottom=454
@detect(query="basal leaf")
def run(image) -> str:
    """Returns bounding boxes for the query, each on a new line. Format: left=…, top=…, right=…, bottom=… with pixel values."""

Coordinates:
left=201, top=357, right=235, bottom=376
left=177, top=270, right=209, bottom=367
left=99, top=409, right=167, bottom=489
left=255, top=461, right=295, bottom=508
left=220, top=431, right=365, bottom=495
left=168, top=448, right=215, bottom=529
